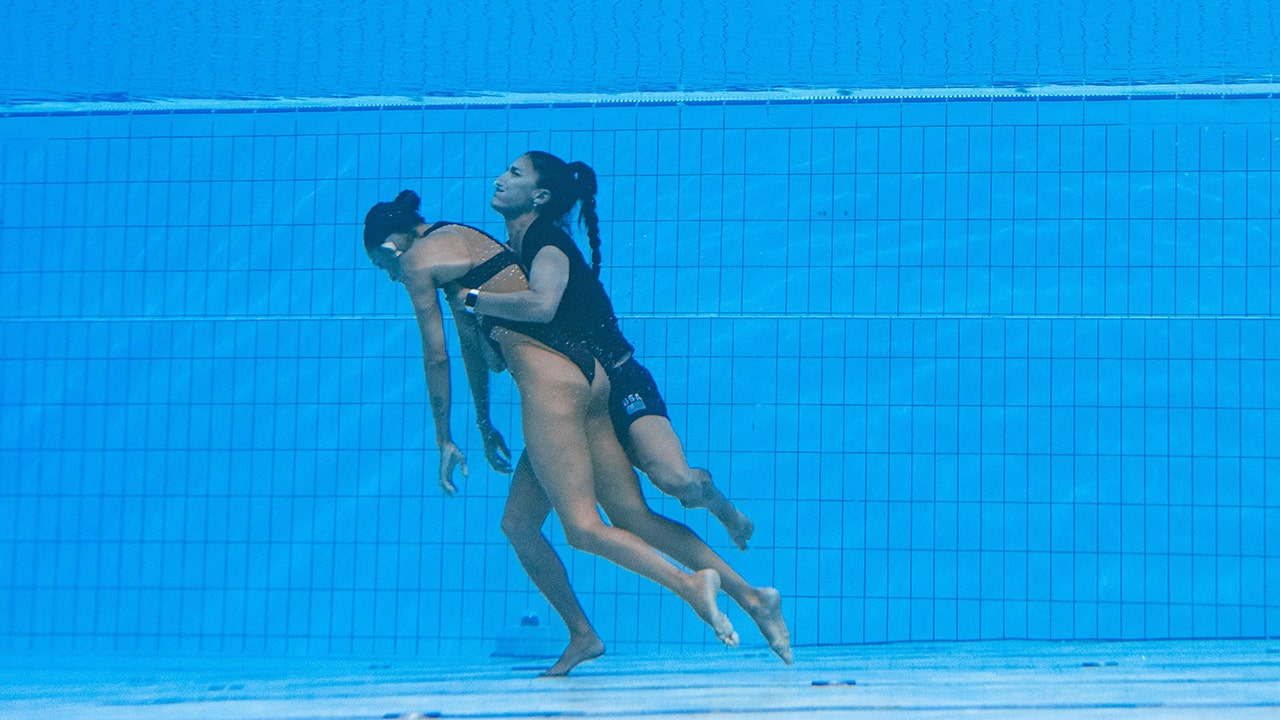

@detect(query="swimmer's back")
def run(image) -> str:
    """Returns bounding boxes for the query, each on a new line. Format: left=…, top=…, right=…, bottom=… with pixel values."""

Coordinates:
left=422, top=221, right=528, bottom=294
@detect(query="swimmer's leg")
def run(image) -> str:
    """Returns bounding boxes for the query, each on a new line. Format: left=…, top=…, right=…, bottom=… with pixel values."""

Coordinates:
left=508, top=344, right=738, bottom=647
left=598, top=475, right=791, bottom=664
left=627, top=416, right=755, bottom=551
left=501, top=452, right=604, bottom=676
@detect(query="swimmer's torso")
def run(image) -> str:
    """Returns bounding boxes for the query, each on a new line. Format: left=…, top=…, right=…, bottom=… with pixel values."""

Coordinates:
left=407, top=221, right=600, bottom=382
left=401, top=221, right=527, bottom=294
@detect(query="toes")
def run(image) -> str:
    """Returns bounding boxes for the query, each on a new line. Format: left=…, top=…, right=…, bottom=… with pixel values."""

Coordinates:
left=713, top=621, right=739, bottom=647
left=729, top=515, right=755, bottom=551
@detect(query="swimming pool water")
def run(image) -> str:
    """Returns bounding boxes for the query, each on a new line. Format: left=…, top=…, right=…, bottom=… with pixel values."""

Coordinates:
left=1, top=0, right=1278, bottom=660
left=2, top=0, right=1278, bottom=104
left=2, top=94, right=1276, bottom=656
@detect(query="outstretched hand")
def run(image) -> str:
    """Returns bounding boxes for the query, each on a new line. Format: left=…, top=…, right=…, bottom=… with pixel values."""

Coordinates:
left=438, top=441, right=468, bottom=497
left=479, top=425, right=513, bottom=474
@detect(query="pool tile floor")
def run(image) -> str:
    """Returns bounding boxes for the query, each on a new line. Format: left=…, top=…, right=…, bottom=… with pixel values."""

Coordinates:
left=2, top=639, right=1277, bottom=719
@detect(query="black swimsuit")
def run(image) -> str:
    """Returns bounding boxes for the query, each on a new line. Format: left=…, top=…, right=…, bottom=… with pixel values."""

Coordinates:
left=518, top=217, right=634, bottom=370
left=518, top=218, right=676, bottom=440
left=427, top=221, right=599, bottom=381
left=442, top=219, right=673, bottom=440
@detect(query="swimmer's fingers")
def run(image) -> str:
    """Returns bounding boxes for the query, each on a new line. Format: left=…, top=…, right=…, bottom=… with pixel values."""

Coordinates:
left=438, top=442, right=467, bottom=497
left=481, top=427, right=513, bottom=474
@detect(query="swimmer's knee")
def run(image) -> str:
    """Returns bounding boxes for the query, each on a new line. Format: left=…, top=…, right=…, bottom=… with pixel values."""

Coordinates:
left=560, top=519, right=610, bottom=554
left=501, top=508, right=542, bottom=542
left=499, top=513, right=520, bottom=540
left=646, top=467, right=703, bottom=504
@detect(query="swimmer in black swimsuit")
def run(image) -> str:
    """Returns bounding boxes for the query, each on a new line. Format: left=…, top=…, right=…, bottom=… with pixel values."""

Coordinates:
left=463, top=153, right=793, bottom=675
left=469, top=156, right=755, bottom=550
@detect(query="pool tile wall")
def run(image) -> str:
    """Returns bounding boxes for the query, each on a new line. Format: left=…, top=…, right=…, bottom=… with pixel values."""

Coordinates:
left=0, top=95, right=1276, bottom=655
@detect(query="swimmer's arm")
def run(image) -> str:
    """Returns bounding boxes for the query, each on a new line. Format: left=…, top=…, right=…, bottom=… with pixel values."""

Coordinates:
left=447, top=297, right=513, bottom=474
left=410, top=283, right=467, bottom=496
left=464, top=246, right=568, bottom=324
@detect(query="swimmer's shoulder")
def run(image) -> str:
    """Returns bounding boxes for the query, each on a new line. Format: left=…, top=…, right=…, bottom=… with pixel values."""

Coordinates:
left=427, top=221, right=506, bottom=249
left=397, top=224, right=472, bottom=291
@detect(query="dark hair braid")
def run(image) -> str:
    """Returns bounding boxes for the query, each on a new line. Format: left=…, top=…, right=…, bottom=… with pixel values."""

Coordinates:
left=525, top=151, right=605, bottom=276
left=568, top=161, right=602, bottom=276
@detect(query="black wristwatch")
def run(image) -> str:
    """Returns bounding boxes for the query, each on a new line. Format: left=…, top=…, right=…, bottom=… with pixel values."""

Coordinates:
left=463, top=288, right=479, bottom=313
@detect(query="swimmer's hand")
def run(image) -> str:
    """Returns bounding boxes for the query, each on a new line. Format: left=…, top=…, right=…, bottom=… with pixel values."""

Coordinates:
left=438, top=441, right=468, bottom=497
left=479, top=425, right=512, bottom=474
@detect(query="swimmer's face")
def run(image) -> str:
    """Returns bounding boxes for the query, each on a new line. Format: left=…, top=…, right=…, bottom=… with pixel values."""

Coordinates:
left=491, top=155, right=549, bottom=217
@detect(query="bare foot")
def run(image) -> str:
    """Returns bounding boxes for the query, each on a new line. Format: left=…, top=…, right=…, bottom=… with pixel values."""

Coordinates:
left=687, top=569, right=739, bottom=647
left=715, top=504, right=755, bottom=552
left=539, top=634, right=606, bottom=677
left=683, top=469, right=755, bottom=551
left=747, top=587, right=792, bottom=664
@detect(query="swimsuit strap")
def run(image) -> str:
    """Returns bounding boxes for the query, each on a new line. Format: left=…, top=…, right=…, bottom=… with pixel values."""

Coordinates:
left=456, top=248, right=520, bottom=289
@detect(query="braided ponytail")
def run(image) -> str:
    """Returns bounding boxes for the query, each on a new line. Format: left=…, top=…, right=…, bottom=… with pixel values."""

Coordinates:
left=526, top=152, right=607, bottom=277
left=569, top=161, right=602, bottom=276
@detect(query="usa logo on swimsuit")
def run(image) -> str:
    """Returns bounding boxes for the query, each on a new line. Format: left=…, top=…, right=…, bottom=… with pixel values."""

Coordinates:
left=623, top=393, right=647, bottom=416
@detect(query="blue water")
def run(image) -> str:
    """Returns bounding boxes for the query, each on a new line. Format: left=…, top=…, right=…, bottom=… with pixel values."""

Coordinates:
left=0, top=1, right=1277, bottom=659
left=2, top=0, right=1278, bottom=103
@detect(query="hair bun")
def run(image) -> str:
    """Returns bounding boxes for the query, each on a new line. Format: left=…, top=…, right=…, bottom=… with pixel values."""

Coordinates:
left=363, top=191, right=426, bottom=251
left=394, top=189, right=421, bottom=212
